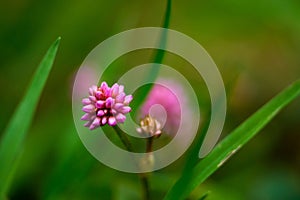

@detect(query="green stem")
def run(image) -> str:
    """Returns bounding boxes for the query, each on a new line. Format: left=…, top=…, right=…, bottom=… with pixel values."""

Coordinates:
left=112, top=126, right=133, bottom=152
left=133, top=0, right=172, bottom=112
left=146, top=137, right=153, bottom=153
left=112, top=126, right=151, bottom=200
left=140, top=174, right=150, bottom=200
left=140, top=136, right=154, bottom=200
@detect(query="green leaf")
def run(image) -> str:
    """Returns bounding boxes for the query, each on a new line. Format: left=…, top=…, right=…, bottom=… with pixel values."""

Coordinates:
left=132, top=0, right=172, bottom=110
left=198, top=191, right=210, bottom=200
left=0, top=37, right=61, bottom=197
left=164, top=79, right=300, bottom=200
left=182, top=66, right=243, bottom=172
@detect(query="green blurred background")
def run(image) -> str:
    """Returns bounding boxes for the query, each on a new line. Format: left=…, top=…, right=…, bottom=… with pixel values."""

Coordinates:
left=0, top=0, right=300, bottom=199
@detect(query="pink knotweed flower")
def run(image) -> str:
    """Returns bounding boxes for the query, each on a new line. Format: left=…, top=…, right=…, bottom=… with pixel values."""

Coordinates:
left=81, top=82, right=133, bottom=130
left=139, top=79, right=189, bottom=135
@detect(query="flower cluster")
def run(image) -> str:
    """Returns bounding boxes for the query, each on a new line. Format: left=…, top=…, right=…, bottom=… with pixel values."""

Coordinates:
left=81, top=82, right=133, bottom=130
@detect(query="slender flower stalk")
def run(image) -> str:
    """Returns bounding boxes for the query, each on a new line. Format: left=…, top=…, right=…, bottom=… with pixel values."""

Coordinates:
left=113, top=123, right=152, bottom=200
left=112, top=125, right=151, bottom=200
left=140, top=174, right=150, bottom=200
left=140, top=135, right=154, bottom=200
left=146, top=137, right=153, bottom=153
left=139, top=136, right=155, bottom=200
left=136, top=115, right=163, bottom=200
left=112, top=125, right=133, bottom=152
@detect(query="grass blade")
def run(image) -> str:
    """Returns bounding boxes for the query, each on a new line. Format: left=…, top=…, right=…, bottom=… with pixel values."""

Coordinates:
left=198, top=191, right=210, bottom=200
left=164, top=79, right=300, bottom=200
left=0, top=37, right=61, bottom=197
left=132, top=0, right=171, bottom=110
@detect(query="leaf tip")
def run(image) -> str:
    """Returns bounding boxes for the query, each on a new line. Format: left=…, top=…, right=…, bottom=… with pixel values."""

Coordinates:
left=54, top=37, right=61, bottom=46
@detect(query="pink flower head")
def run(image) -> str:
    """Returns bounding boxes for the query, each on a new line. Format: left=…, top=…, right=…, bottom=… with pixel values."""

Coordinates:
left=140, top=79, right=187, bottom=136
left=81, top=82, right=133, bottom=130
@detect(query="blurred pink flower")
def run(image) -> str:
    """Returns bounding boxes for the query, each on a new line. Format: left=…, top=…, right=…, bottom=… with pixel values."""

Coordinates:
left=81, top=82, right=133, bottom=130
left=139, top=79, right=187, bottom=136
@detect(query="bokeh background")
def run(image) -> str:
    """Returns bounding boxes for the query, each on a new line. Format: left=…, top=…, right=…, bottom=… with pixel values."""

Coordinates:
left=0, top=0, right=300, bottom=199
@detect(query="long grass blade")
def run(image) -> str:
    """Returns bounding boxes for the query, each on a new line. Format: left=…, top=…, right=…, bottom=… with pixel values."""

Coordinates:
left=0, top=37, right=61, bottom=197
left=164, top=79, right=300, bottom=200
left=132, top=0, right=172, bottom=110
